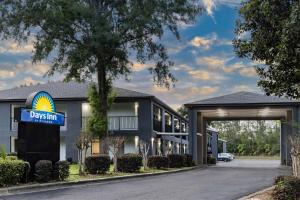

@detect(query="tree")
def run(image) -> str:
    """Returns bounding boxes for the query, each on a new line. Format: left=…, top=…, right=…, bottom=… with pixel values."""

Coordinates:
left=0, top=0, right=202, bottom=139
left=233, top=0, right=300, bottom=98
left=139, top=140, right=150, bottom=170
left=290, top=135, right=300, bottom=177
left=87, top=83, right=115, bottom=153
left=75, top=132, right=92, bottom=175
left=108, top=136, right=125, bottom=172
left=177, top=105, right=188, bottom=119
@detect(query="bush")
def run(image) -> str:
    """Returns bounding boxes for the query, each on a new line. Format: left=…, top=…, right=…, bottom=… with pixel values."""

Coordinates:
left=21, top=161, right=31, bottom=183
left=148, top=156, right=168, bottom=169
left=6, top=156, right=17, bottom=161
left=0, top=159, right=26, bottom=186
left=54, top=161, right=70, bottom=181
left=273, top=176, right=300, bottom=200
left=35, top=160, right=53, bottom=183
left=67, top=157, right=73, bottom=164
left=117, top=154, right=142, bottom=173
left=7, top=152, right=17, bottom=157
left=207, top=156, right=216, bottom=165
left=85, top=155, right=110, bottom=174
left=184, top=154, right=194, bottom=167
left=168, top=154, right=185, bottom=168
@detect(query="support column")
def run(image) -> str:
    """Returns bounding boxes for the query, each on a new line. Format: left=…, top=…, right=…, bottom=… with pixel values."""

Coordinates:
left=188, top=108, right=198, bottom=163
left=197, top=112, right=203, bottom=165
left=280, top=119, right=287, bottom=165
left=202, top=118, right=207, bottom=164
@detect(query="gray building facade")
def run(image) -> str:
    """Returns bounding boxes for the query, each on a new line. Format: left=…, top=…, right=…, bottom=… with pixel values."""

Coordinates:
left=0, top=82, right=188, bottom=161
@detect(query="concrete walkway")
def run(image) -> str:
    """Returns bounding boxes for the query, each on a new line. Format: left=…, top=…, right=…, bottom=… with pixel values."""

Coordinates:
left=0, top=160, right=290, bottom=200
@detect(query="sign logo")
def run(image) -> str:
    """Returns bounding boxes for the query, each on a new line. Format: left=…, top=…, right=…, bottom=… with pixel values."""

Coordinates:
left=20, top=91, right=65, bottom=126
left=32, top=92, right=56, bottom=113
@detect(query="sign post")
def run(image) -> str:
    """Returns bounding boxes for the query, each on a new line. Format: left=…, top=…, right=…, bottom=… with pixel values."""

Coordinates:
left=14, top=91, right=65, bottom=179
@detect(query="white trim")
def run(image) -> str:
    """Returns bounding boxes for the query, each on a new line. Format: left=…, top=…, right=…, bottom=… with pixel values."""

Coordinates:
left=155, top=132, right=188, bottom=136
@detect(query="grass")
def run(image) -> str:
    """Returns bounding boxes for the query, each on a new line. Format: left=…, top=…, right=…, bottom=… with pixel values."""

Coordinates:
left=236, top=155, right=280, bottom=160
left=67, top=164, right=186, bottom=182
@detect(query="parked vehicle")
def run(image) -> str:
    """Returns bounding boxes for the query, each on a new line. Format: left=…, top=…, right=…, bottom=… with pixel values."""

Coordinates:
left=217, top=153, right=234, bottom=162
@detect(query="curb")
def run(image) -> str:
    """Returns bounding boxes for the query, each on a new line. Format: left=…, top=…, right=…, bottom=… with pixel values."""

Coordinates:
left=0, top=166, right=200, bottom=196
left=237, top=186, right=275, bottom=200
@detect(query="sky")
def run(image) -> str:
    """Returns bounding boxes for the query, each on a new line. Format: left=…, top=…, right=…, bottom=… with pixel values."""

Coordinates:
left=0, top=0, right=262, bottom=110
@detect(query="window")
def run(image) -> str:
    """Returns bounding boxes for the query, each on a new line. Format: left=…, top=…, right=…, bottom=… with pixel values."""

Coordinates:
left=91, top=139, right=100, bottom=155
left=10, top=104, right=24, bottom=131
left=153, top=105, right=162, bottom=132
left=174, top=117, right=180, bottom=133
left=165, top=112, right=172, bottom=132
left=81, top=103, right=91, bottom=131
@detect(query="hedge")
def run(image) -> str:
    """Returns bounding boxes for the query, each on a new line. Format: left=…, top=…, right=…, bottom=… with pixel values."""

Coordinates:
left=54, top=161, right=70, bottom=181
left=117, top=154, right=142, bottom=173
left=184, top=154, right=194, bottom=167
left=273, top=176, right=300, bottom=200
left=207, top=156, right=216, bottom=165
left=168, top=154, right=185, bottom=168
left=0, top=159, right=26, bottom=186
left=35, top=160, right=53, bottom=183
left=148, top=156, right=168, bottom=169
left=85, top=155, right=110, bottom=174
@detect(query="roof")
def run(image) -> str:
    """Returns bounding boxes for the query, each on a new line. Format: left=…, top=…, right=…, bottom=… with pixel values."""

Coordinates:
left=0, top=81, right=153, bottom=101
left=185, top=91, right=299, bottom=107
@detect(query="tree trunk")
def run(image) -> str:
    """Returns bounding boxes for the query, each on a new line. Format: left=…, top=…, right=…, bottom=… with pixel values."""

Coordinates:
left=97, top=62, right=109, bottom=154
left=113, top=156, right=118, bottom=172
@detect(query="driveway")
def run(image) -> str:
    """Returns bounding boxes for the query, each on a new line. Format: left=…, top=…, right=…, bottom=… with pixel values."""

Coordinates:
left=1, top=161, right=290, bottom=200
left=217, top=159, right=281, bottom=168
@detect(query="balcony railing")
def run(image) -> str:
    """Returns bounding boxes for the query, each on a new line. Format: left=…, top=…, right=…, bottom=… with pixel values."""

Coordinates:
left=82, top=116, right=138, bottom=131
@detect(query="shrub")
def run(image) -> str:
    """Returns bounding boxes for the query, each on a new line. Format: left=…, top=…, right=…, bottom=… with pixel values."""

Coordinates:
left=0, top=159, right=26, bottom=186
left=35, top=160, right=53, bottom=183
left=21, top=161, right=31, bottom=183
left=148, top=156, right=168, bottom=169
left=67, top=157, right=73, bottom=164
left=273, top=176, right=300, bottom=200
left=117, top=154, right=142, bottom=173
left=54, top=161, right=70, bottom=181
left=207, top=156, right=216, bottom=165
left=167, top=154, right=185, bottom=168
left=6, top=156, right=17, bottom=161
left=7, top=152, right=17, bottom=157
left=184, top=154, right=194, bottom=167
left=85, top=155, right=110, bottom=174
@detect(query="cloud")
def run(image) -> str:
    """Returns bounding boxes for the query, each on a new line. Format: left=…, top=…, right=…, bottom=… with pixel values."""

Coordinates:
left=201, top=0, right=241, bottom=16
left=15, top=60, right=50, bottom=76
left=190, top=33, right=231, bottom=50
left=233, top=85, right=252, bottom=92
left=0, top=40, right=34, bottom=54
left=202, top=0, right=217, bottom=16
left=239, top=67, right=257, bottom=77
left=14, top=77, right=40, bottom=87
left=0, top=70, right=16, bottom=78
left=188, top=69, right=226, bottom=81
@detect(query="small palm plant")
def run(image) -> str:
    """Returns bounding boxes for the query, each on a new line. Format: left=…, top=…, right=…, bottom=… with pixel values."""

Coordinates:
left=0, top=145, right=7, bottom=160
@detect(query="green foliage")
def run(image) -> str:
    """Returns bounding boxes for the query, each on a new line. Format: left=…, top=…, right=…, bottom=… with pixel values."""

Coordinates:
left=234, top=0, right=300, bottom=98
left=54, top=161, right=70, bottom=181
left=0, top=159, right=26, bottom=186
left=183, top=154, right=194, bottom=167
left=207, top=155, right=216, bottom=165
left=0, top=145, right=6, bottom=160
left=85, top=155, right=110, bottom=174
left=87, top=83, right=115, bottom=137
left=273, top=176, right=300, bottom=200
left=148, top=155, right=169, bottom=169
left=212, top=120, right=280, bottom=156
left=177, top=106, right=188, bottom=119
left=117, top=154, right=142, bottom=173
left=34, top=160, right=53, bottom=183
left=167, top=154, right=185, bottom=168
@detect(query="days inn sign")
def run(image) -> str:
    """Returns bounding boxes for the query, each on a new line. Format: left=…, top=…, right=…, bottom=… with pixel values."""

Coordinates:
left=18, top=91, right=65, bottom=126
